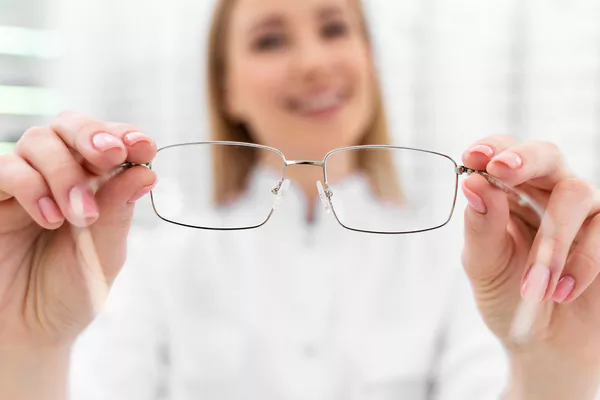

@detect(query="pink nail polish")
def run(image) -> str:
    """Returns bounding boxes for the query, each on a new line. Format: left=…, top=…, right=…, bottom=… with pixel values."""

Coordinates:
left=552, top=276, right=576, bottom=303
left=69, top=186, right=99, bottom=220
left=123, top=132, right=153, bottom=147
left=128, top=183, right=156, bottom=204
left=38, top=196, right=64, bottom=224
left=461, top=182, right=487, bottom=214
left=92, top=133, right=123, bottom=152
left=521, top=263, right=550, bottom=302
left=492, top=152, right=523, bottom=170
left=468, top=145, right=495, bottom=158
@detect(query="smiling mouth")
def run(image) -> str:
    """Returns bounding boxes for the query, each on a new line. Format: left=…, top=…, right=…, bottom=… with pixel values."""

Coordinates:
left=286, top=89, right=350, bottom=118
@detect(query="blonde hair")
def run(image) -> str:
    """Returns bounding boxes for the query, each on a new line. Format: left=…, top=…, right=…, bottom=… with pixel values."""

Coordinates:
left=207, top=0, right=400, bottom=205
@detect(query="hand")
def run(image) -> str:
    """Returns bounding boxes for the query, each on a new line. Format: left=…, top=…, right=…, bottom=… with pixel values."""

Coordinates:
left=460, top=135, right=600, bottom=366
left=0, top=112, right=157, bottom=350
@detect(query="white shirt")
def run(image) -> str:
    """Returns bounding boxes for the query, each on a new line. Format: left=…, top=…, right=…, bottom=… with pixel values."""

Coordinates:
left=69, top=167, right=510, bottom=400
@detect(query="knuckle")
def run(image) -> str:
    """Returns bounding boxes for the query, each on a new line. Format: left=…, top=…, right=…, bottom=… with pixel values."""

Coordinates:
left=51, top=111, right=106, bottom=139
left=18, top=126, right=50, bottom=145
left=0, top=154, right=14, bottom=185
left=14, top=171, right=45, bottom=199
left=544, top=140, right=561, bottom=154
left=52, top=110, right=83, bottom=124
left=548, top=233, right=566, bottom=248
left=0, top=158, right=45, bottom=198
left=74, top=119, right=107, bottom=139
left=116, top=215, right=134, bottom=231
left=0, top=153, right=21, bottom=174
left=0, top=153, right=11, bottom=170
left=46, top=156, right=78, bottom=182
left=51, top=111, right=75, bottom=128
left=556, top=178, right=592, bottom=199
left=548, top=235, right=569, bottom=258
left=569, top=250, right=599, bottom=274
left=530, top=140, right=562, bottom=158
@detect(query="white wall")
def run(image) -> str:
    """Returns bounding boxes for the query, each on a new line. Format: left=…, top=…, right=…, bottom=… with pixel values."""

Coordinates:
left=45, top=0, right=600, bottom=186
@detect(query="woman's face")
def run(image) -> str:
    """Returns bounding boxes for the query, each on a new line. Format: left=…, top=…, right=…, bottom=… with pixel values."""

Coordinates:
left=224, top=0, right=376, bottom=161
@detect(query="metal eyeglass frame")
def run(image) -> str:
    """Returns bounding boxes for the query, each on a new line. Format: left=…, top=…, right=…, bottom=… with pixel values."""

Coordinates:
left=122, top=140, right=539, bottom=235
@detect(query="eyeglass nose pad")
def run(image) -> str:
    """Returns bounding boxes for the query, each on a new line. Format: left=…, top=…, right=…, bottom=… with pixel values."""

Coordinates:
left=316, top=181, right=333, bottom=214
left=271, top=179, right=290, bottom=210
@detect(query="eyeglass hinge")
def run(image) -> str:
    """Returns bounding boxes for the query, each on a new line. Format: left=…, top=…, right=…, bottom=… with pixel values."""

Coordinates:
left=111, top=162, right=151, bottom=178
left=456, top=165, right=476, bottom=175
left=122, top=162, right=151, bottom=169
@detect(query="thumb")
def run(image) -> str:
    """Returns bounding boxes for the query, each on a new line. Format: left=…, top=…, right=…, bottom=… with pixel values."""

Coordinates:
left=89, top=166, right=157, bottom=283
left=461, top=173, right=514, bottom=283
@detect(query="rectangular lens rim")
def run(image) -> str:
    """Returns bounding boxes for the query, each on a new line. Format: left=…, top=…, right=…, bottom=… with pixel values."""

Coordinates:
left=322, top=145, right=460, bottom=235
left=148, top=141, right=287, bottom=230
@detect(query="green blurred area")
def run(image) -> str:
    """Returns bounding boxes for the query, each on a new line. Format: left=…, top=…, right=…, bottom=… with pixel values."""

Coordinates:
left=0, top=142, right=16, bottom=154
left=0, top=86, right=62, bottom=116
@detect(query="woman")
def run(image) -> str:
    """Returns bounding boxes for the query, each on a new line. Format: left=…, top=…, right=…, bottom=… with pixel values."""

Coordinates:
left=1, top=0, right=600, bottom=399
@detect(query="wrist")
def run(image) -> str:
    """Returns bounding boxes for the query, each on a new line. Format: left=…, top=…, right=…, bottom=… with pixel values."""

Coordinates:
left=0, top=344, right=71, bottom=400
left=505, top=347, right=600, bottom=400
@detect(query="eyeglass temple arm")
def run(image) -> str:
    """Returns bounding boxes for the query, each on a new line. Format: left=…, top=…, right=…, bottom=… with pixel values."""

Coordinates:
left=456, top=165, right=533, bottom=207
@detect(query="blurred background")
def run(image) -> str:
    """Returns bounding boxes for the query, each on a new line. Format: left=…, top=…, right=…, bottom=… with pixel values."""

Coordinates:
left=3, top=2, right=600, bottom=396
left=1, top=0, right=600, bottom=189
left=0, top=0, right=57, bottom=149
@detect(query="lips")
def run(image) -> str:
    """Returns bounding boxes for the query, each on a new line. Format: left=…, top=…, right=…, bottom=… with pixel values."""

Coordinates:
left=286, top=89, right=350, bottom=118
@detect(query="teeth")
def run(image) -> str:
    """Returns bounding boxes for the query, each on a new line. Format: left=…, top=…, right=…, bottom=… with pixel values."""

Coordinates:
left=299, top=93, right=341, bottom=113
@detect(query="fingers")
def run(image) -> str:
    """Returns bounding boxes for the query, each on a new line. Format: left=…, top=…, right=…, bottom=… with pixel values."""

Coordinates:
left=50, top=113, right=157, bottom=173
left=522, top=178, right=594, bottom=303
left=463, top=136, right=600, bottom=308
left=463, top=136, right=574, bottom=191
left=4, top=113, right=158, bottom=230
left=88, top=166, right=157, bottom=283
left=462, top=134, right=518, bottom=171
left=556, top=214, right=600, bottom=303
left=0, top=155, right=13, bottom=202
left=0, top=153, right=65, bottom=230
left=51, top=112, right=128, bottom=172
left=486, top=141, right=574, bottom=190
left=106, top=123, right=157, bottom=165
left=15, top=127, right=99, bottom=227
left=461, top=172, right=515, bottom=282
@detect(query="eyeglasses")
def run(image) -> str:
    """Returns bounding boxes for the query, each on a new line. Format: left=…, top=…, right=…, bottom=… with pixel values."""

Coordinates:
left=123, top=141, right=540, bottom=235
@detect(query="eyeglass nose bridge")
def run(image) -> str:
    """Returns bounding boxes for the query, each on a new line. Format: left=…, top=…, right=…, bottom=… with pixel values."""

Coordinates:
left=271, top=159, right=325, bottom=196
left=271, top=159, right=334, bottom=213
left=285, top=160, right=324, bottom=167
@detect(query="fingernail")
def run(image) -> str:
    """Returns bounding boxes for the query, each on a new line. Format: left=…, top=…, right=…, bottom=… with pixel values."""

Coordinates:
left=492, top=152, right=523, bottom=170
left=552, top=276, right=576, bottom=303
left=69, top=186, right=100, bottom=220
left=128, top=182, right=156, bottom=204
left=123, top=132, right=153, bottom=147
left=468, top=145, right=495, bottom=158
left=461, top=182, right=487, bottom=214
left=521, top=263, right=551, bottom=302
left=38, top=196, right=64, bottom=224
left=92, top=133, right=124, bottom=152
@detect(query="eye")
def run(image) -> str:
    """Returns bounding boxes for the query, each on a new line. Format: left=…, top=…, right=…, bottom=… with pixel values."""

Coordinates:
left=253, top=33, right=287, bottom=51
left=321, top=21, right=349, bottom=39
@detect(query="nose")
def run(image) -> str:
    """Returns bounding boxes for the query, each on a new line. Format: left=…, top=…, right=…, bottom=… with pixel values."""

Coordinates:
left=291, top=36, right=335, bottom=81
